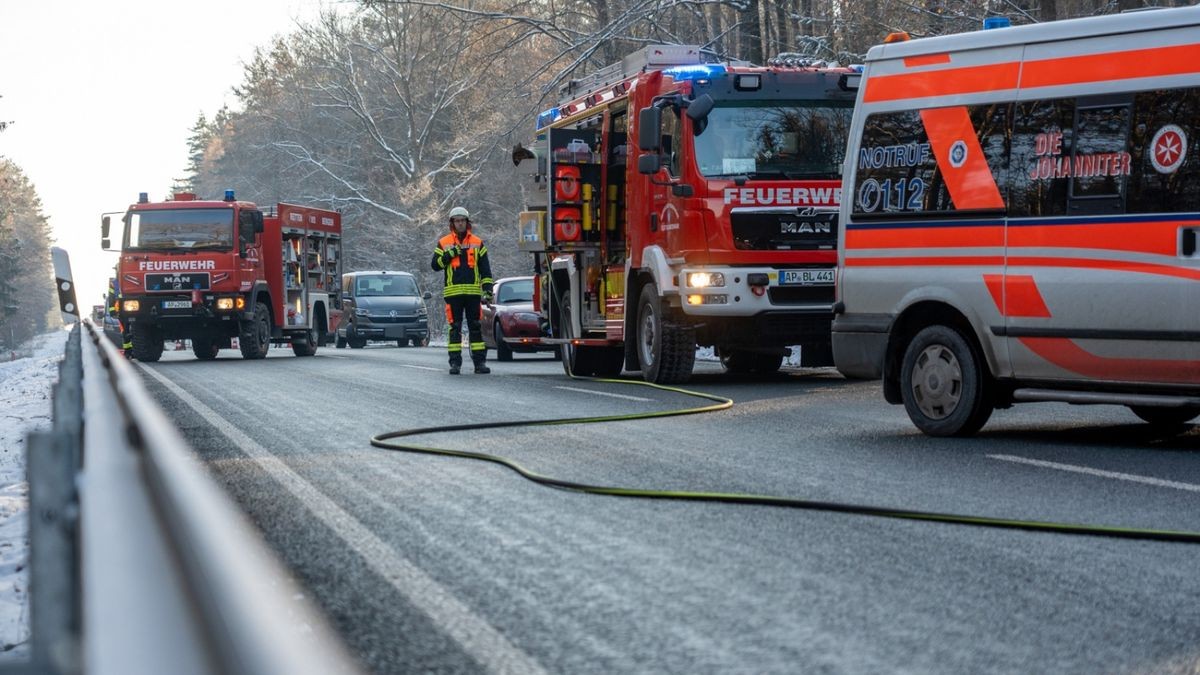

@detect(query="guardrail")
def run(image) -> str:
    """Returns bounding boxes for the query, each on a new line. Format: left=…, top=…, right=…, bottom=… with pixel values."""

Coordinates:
left=4, top=322, right=364, bottom=675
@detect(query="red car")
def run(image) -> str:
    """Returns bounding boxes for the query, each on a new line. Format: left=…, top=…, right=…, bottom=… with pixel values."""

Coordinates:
left=482, top=276, right=553, bottom=361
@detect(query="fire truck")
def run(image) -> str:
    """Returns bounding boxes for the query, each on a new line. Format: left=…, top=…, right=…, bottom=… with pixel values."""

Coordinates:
left=513, top=45, right=859, bottom=383
left=101, top=191, right=344, bottom=362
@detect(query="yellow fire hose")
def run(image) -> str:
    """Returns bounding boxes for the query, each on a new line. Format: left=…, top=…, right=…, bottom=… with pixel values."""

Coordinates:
left=372, top=367, right=1200, bottom=544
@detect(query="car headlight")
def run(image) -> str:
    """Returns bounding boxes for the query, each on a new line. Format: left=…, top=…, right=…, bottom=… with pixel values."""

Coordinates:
left=686, top=272, right=725, bottom=288
left=513, top=312, right=539, bottom=322
left=355, top=307, right=369, bottom=316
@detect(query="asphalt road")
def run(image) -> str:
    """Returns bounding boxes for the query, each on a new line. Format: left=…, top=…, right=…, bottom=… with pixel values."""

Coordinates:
left=137, top=342, right=1200, bottom=675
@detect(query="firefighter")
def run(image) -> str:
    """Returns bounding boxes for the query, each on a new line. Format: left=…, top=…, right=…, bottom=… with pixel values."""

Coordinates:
left=431, top=206, right=494, bottom=374
left=106, top=277, right=133, bottom=358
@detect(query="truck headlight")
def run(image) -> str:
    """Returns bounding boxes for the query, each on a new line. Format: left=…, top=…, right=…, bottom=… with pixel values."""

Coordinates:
left=686, top=272, right=725, bottom=288
left=216, top=297, right=235, bottom=310
left=122, top=299, right=140, bottom=312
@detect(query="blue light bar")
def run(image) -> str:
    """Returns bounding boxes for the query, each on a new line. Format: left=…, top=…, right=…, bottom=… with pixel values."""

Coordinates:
left=224, top=189, right=235, bottom=201
left=138, top=192, right=149, bottom=204
left=662, top=64, right=726, bottom=81
left=536, top=107, right=562, bottom=130
left=983, top=16, right=1011, bottom=29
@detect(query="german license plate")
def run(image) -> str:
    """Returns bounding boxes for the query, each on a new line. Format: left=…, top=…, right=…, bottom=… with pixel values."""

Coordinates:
left=162, top=300, right=191, bottom=309
left=780, top=269, right=834, bottom=285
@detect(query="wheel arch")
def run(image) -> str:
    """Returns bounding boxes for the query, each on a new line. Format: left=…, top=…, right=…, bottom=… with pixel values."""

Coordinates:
left=883, top=300, right=998, bottom=405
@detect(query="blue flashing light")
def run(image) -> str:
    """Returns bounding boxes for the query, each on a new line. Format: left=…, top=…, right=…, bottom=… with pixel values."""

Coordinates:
left=137, top=192, right=149, bottom=204
left=224, top=189, right=236, bottom=201
left=662, top=64, right=726, bottom=82
left=983, top=16, right=1012, bottom=29
left=848, top=64, right=865, bottom=73
left=536, top=107, right=562, bottom=130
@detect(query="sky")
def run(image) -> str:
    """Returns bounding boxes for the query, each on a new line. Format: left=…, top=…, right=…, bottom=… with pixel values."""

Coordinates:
left=0, top=0, right=337, bottom=316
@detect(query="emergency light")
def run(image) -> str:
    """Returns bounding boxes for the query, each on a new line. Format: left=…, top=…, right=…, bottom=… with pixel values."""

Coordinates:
left=224, top=189, right=236, bottom=201
left=983, top=16, right=1012, bottom=29
left=663, top=64, right=726, bottom=82
left=138, top=192, right=149, bottom=204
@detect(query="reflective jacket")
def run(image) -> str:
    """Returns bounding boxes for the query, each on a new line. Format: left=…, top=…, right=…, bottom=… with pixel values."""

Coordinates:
left=431, top=230, right=493, bottom=297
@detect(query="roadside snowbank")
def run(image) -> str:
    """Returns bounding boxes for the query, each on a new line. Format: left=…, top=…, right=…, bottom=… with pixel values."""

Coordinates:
left=0, top=329, right=68, bottom=658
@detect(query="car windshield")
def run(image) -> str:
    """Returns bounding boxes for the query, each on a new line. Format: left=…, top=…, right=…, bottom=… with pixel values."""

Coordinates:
left=497, top=279, right=534, bottom=304
left=126, top=208, right=234, bottom=249
left=693, top=101, right=854, bottom=179
left=356, top=275, right=418, bottom=297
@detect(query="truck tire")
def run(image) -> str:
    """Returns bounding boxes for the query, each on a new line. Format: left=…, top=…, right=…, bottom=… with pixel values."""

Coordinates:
left=634, top=282, right=694, bottom=384
left=292, top=329, right=318, bottom=357
left=557, top=295, right=622, bottom=377
left=240, top=304, right=271, bottom=360
left=131, top=323, right=164, bottom=362
left=192, top=336, right=220, bottom=360
left=900, top=324, right=993, bottom=437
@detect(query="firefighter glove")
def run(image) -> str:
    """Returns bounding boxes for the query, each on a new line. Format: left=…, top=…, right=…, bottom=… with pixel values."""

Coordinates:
left=482, top=282, right=493, bottom=296
left=441, top=246, right=459, bottom=265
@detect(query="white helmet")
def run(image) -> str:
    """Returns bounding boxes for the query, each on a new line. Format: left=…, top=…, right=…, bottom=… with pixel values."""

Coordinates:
left=448, top=206, right=470, bottom=221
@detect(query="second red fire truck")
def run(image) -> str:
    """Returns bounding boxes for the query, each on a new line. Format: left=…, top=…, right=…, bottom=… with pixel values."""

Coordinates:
left=514, top=45, right=859, bottom=382
left=102, top=191, right=343, bottom=362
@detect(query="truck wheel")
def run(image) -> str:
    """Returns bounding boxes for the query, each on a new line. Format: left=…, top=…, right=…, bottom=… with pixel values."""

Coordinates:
left=635, top=283, right=694, bottom=384
left=192, top=336, right=220, bottom=360
left=495, top=320, right=513, bottom=362
left=1128, top=405, right=1200, bottom=427
left=240, top=305, right=271, bottom=360
left=131, top=323, right=164, bottom=363
left=292, top=329, right=318, bottom=357
left=900, top=324, right=993, bottom=437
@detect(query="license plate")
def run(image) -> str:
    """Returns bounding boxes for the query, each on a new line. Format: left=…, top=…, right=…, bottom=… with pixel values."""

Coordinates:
left=162, top=300, right=192, bottom=309
left=780, top=269, right=834, bottom=285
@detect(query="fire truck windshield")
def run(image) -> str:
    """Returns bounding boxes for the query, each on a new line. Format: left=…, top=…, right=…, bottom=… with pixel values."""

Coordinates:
left=693, top=101, right=854, bottom=180
left=126, top=208, right=234, bottom=250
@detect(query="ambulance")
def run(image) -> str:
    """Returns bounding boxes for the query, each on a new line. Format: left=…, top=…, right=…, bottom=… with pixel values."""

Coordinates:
left=832, top=6, right=1200, bottom=436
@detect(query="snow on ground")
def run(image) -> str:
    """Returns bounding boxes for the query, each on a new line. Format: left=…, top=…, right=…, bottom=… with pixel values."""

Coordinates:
left=0, top=328, right=69, bottom=659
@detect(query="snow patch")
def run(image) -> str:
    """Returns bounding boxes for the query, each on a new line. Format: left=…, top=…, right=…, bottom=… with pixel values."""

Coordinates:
left=0, top=328, right=69, bottom=659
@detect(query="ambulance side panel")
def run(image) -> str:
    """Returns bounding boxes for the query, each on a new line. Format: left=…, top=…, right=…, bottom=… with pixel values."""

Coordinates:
left=1004, top=26, right=1200, bottom=387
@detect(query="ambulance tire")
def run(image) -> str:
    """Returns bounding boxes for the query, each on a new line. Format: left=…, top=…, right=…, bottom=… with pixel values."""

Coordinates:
left=131, top=323, right=164, bottom=363
left=900, top=324, right=993, bottom=437
left=1128, top=405, right=1200, bottom=427
left=192, top=336, right=220, bottom=360
left=240, top=305, right=271, bottom=360
left=635, top=283, right=695, bottom=384
left=494, top=320, right=513, bottom=362
left=292, top=329, right=318, bottom=357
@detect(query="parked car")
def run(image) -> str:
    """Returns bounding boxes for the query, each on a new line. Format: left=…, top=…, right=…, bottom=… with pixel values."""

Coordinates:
left=337, top=271, right=431, bottom=348
left=482, top=276, right=553, bottom=361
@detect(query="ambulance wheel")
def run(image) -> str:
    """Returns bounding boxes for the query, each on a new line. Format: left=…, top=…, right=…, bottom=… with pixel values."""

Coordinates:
left=192, top=336, right=220, bottom=360
left=131, top=323, right=164, bottom=363
left=1128, top=405, right=1200, bottom=427
left=494, top=320, right=513, bottom=362
left=635, top=282, right=695, bottom=384
left=900, top=324, right=993, bottom=437
left=240, top=305, right=271, bottom=360
left=292, top=329, right=318, bottom=357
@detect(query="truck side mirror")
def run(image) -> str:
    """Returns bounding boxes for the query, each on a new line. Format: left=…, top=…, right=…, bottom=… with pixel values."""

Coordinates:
left=638, top=106, right=662, bottom=152
left=638, top=154, right=662, bottom=175
left=685, top=94, right=714, bottom=123
left=101, top=216, right=112, bottom=251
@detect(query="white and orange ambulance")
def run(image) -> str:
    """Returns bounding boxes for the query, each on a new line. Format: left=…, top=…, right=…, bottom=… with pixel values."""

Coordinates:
left=833, top=6, right=1200, bottom=436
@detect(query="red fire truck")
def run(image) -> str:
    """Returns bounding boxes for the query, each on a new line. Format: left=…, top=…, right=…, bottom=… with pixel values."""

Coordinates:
left=514, top=45, right=859, bottom=383
left=101, top=191, right=344, bottom=362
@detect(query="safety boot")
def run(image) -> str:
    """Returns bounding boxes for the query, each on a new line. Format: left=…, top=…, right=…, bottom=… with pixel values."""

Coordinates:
left=449, top=354, right=462, bottom=375
left=472, top=353, right=490, bottom=374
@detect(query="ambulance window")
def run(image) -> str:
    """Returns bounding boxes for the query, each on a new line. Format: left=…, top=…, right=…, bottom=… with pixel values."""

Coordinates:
left=852, top=105, right=1008, bottom=217
left=1126, top=88, right=1200, bottom=214
left=1069, top=104, right=1130, bottom=206
left=1009, top=98, right=1075, bottom=218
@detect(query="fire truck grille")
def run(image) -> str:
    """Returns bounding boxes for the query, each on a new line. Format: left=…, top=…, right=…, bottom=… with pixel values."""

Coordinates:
left=731, top=211, right=837, bottom=251
left=768, top=285, right=835, bottom=305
